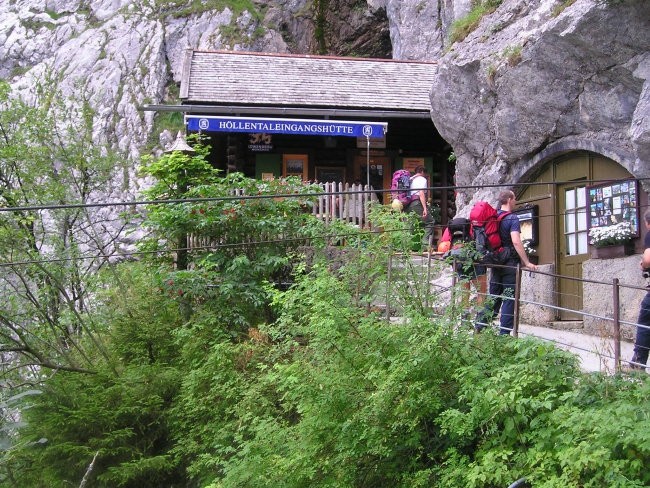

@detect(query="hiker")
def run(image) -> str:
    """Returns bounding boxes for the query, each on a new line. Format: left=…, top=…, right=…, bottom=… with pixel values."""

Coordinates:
left=627, top=209, right=650, bottom=371
left=475, top=190, right=538, bottom=335
left=405, top=165, right=435, bottom=253
left=440, top=218, right=487, bottom=313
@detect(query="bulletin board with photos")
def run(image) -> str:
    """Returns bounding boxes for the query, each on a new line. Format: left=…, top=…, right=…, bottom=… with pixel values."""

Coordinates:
left=587, top=179, right=639, bottom=235
left=513, top=205, right=539, bottom=246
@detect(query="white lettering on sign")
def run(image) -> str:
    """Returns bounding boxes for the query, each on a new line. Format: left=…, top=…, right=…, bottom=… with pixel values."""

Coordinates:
left=217, top=120, right=355, bottom=135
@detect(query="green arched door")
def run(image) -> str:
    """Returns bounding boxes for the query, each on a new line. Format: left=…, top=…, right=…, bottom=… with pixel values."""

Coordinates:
left=518, top=152, right=633, bottom=321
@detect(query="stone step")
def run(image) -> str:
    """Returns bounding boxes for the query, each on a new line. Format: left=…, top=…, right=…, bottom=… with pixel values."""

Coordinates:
left=547, top=320, right=584, bottom=331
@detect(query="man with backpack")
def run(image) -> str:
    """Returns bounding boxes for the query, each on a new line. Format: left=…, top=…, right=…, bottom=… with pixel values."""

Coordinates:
left=405, top=165, right=435, bottom=253
left=440, top=218, right=488, bottom=314
left=475, top=190, right=538, bottom=335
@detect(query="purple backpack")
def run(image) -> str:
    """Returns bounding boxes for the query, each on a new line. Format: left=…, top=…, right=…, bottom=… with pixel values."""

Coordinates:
left=390, top=170, right=413, bottom=206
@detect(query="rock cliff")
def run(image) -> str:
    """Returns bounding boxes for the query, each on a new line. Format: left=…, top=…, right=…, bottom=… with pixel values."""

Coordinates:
left=427, top=0, right=650, bottom=207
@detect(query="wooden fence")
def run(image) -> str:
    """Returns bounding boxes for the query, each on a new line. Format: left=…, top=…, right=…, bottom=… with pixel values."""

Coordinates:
left=187, top=182, right=379, bottom=249
left=311, top=182, right=378, bottom=228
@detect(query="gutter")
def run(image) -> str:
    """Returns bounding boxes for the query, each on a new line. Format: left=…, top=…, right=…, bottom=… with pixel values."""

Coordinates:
left=139, top=104, right=433, bottom=120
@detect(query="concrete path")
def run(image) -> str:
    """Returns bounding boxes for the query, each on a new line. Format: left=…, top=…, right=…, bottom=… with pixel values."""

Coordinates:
left=518, top=323, right=645, bottom=374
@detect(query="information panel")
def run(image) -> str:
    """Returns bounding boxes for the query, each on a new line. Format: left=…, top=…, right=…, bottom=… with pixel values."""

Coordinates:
left=587, top=179, right=639, bottom=235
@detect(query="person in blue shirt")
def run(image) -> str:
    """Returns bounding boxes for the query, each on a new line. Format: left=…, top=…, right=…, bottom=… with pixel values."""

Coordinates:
left=627, top=209, right=650, bottom=371
left=476, top=190, right=538, bottom=334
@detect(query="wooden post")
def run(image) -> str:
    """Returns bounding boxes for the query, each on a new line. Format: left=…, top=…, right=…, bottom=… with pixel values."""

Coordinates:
left=386, top=254, right=392, bottom=320
left=513, top=263, right=522, bottom=337
left=613, top=278, right=621, bottom=371
left=451, top=258, right=458, bottom=310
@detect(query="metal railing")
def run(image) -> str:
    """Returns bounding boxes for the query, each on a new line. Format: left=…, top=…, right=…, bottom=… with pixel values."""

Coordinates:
left=386, top=254, right=649, bottom=374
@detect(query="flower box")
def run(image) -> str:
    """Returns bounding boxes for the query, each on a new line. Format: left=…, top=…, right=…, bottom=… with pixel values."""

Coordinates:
left=589, top=241, right=635, bottom=259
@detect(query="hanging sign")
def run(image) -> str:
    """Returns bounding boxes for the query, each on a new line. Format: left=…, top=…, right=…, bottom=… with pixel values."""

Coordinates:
left=186, top=115, right=387, bottom=138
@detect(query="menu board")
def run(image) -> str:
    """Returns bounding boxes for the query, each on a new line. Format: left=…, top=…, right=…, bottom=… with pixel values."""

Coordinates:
left=587, top=179, right=639, bottom=235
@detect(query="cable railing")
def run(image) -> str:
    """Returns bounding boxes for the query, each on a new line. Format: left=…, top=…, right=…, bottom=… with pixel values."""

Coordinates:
left=389, top=255, right=649, bottom=374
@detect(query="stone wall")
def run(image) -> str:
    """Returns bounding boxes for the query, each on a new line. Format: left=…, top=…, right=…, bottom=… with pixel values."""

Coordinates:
left=519, top=263, right=555, bottom=326
left=583, top=254, right=646, bottom=341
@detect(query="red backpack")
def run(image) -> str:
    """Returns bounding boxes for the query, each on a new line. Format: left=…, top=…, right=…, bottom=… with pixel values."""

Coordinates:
left=469, top=201, right=512, bottom=264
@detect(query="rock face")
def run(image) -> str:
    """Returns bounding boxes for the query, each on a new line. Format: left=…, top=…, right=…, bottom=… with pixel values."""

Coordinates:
left=1, top=0, right=647, bottom=207
left=427, top=0, right=650, bottom=207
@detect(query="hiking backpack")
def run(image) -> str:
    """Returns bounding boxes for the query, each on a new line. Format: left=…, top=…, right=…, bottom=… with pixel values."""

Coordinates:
left=469, top=201, right=512, bottom=264
left=390, top=169, right=413, bottom=206
left=447, top=217, right=472, bottom=246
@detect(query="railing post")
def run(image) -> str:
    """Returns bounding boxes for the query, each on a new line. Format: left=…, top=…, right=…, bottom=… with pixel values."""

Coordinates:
left=451, top=258, right=458, bottom=310
left=386, top=253, right=392, bottom=320
left=513, top=263, right=522, bottom=338
left=425, top=248, right=432, bottom=310
left=612, top=277, right=621, bottom=371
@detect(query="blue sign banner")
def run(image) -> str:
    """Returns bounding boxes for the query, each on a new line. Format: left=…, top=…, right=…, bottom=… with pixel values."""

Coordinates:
left=186, top=115, right=387, bottom=138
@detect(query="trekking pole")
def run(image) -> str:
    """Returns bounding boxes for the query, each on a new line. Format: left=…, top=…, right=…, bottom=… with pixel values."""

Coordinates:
left=612, top=277, right=621, bottom=371
left=513, top=263, right=522, bottom=338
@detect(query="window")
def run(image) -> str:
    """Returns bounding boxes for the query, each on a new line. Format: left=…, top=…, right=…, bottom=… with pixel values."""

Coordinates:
left=564, top=187, right=587, bottom=256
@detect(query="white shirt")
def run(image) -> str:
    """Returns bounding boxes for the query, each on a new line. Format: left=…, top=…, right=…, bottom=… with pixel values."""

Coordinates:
left=409, top=174, right=427, bottom=198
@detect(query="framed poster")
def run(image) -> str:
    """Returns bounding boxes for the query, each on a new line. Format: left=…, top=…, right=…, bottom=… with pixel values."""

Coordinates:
left=513, top=205, right=539, bottom=245
left=315, top=166, right=346, bottom=183
left=586, top=179, right=639, bottom=235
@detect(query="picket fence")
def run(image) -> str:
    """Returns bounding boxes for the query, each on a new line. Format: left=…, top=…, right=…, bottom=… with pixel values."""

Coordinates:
left=186, top=182, right=379, bottom=249
left=311, top=182, right=379, bottom=227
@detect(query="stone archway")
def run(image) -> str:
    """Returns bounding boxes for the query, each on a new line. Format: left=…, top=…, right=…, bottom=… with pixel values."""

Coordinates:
left=518, top=150, right=635, bottom=321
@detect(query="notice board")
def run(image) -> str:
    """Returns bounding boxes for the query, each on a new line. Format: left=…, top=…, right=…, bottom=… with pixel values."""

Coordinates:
left=587, top=179, right=639, bottom=235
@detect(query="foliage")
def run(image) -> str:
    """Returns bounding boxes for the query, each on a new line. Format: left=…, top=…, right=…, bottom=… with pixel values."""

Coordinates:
left=170, top=256, right=650, bottom=487
left=503, top=44, right=522, bottom=66
left=0, top=79, right=124, bottom=377
left=588, top=221, right=635, bottom=247
left=1, top=264, right=185, bottom=487
left=552, top=0, right=578, bottom=17
left=449, top=0, right=503, bottom=44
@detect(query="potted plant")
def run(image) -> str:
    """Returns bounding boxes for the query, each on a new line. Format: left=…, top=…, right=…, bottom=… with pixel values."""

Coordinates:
left=588, top=221, right=636, bottom=258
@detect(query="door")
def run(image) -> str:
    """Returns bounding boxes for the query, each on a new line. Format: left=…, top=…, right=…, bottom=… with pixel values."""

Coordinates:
left=355, top=155, right=391, bottom=203
left=558, top=184, right=588, bottom=319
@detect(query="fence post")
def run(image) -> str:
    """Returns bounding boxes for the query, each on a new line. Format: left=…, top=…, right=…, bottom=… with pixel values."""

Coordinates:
left=513, top=263, right=522, bottom=338
left=612, top=277, right=621, bottom=371
left=386, top=253, right=392, bottom=321
left=425, top=248, right=432, bottom=309
left=451, top=258, right=458, bottom=310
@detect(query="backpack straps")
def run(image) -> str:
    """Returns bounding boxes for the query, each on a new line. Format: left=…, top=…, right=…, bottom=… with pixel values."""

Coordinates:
left=496, top=211, right=513, bottom=248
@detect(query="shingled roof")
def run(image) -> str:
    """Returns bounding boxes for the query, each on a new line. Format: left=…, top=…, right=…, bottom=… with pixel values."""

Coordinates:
left=180, top=50, right=436, bottom=113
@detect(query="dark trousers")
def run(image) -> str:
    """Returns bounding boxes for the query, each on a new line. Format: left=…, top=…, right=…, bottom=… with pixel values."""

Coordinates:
left=476, top=262, right=517, bottom=335
left=633, top=292, right=650, bottom=366
left=406, top=200, right=435, bottom=250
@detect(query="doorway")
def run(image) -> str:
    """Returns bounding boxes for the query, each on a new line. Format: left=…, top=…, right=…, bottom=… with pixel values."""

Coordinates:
left=355, top=154, right=391, bottom=204
left=518, top=151, right=635, bottom=321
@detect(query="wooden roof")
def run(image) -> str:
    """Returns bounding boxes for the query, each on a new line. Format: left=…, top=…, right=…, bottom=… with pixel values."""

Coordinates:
left=180, top=50, right=436, bottom=113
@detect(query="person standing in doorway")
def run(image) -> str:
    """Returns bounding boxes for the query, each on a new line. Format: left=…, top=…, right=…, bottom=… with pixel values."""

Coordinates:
left=405, top=165, right=435, bottom=253
left=627, top=209, right=650, bottom=371
left=475, top=190, right=538, bottom=334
